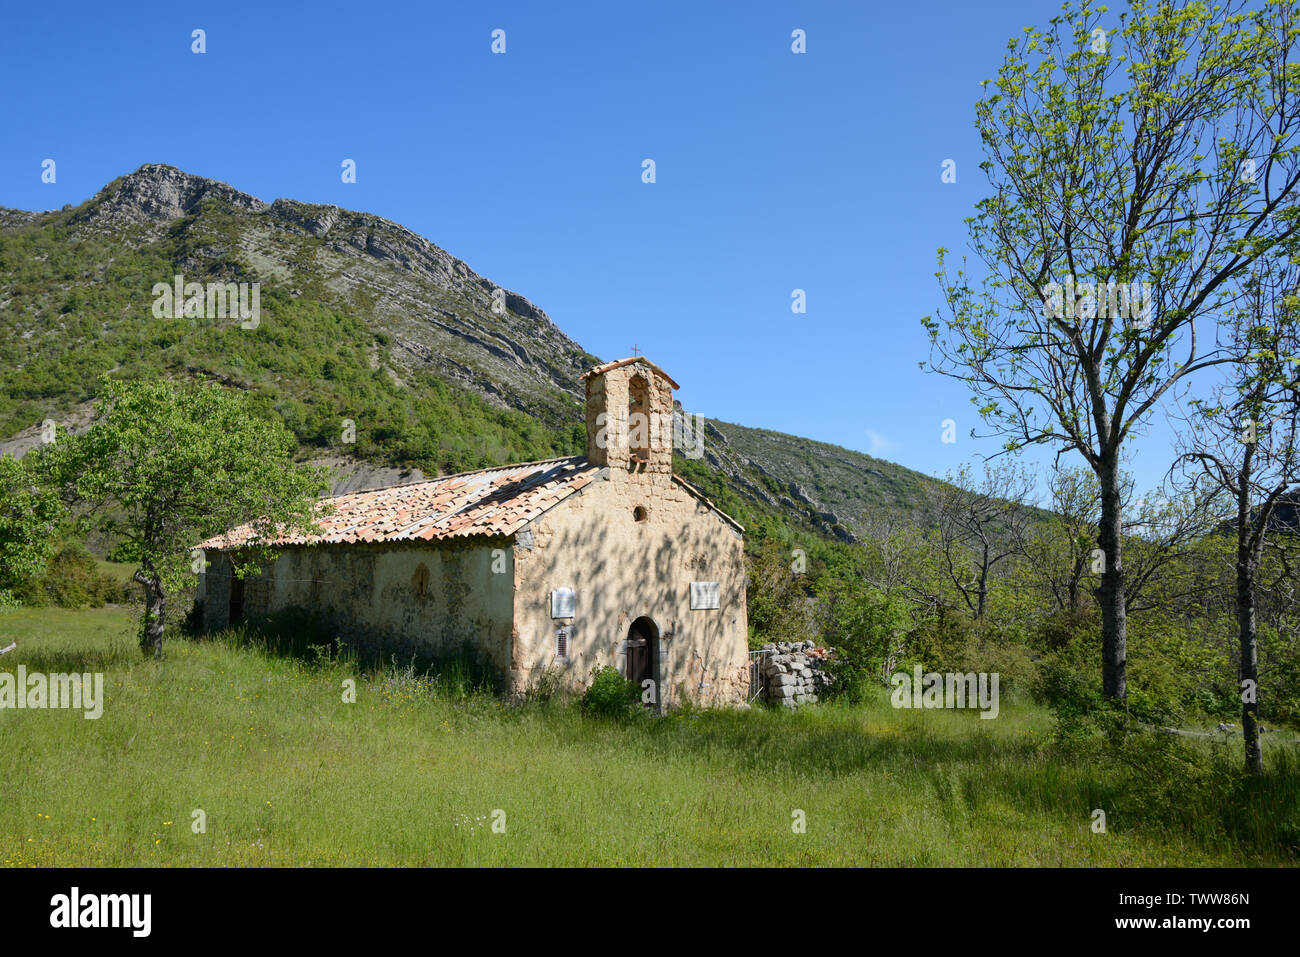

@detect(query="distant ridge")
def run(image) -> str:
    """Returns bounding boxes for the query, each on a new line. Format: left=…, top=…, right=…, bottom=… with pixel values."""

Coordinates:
left=0, top=164, right=945, bottom=534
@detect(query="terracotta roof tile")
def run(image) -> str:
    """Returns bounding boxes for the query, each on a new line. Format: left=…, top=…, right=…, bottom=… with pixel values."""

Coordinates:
left=199, top=456, right=599, bottom=551
left=580, top=357, right=680, bottom=389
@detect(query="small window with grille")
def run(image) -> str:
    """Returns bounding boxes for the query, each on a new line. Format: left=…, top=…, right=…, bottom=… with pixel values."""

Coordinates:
left=555, top=626, right=571, bottom=660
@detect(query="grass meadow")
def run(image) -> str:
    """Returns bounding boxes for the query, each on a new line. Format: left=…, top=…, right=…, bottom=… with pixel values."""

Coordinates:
left=1, top=606, right=1297, bottom=867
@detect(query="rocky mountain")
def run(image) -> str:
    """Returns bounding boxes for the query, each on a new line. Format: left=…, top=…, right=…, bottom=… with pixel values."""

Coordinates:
left=0, top=164, right=944, bottom=537
left=66, top=164, right=593, bottom=410
left=696, top=420, right=945, bottom=541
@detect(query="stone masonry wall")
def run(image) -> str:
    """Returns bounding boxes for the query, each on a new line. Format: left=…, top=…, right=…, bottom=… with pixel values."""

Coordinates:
left=758, top=640, right=833, bottom=708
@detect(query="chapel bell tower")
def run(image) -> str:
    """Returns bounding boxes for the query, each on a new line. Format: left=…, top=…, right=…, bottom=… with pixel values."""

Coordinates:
left=581, top=357, right=679, bottom=483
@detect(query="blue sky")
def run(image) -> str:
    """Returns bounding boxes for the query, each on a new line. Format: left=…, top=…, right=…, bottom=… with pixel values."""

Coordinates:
left=0, top=0, right=1184, bottom=498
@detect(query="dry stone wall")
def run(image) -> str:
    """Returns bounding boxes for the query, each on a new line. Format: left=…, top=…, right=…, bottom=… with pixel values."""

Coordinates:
left=758, top=640, right=833, bottom=707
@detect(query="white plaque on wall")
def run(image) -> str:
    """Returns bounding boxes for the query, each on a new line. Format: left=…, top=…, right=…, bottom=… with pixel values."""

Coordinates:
left=690, top=581, right=720, bottom=610
left=550, top=588, right=576, bottom=619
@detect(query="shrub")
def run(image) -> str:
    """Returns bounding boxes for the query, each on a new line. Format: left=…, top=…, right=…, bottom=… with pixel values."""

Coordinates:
left=11, top=542, right=130, bottom=608
left=903, top=614, right=1039, bottom=702
left=1034, top=608, right=1098, bottom=652
left=580, top=666, right=641, bottom=720
left=1258, top=621, right=1300, bottom=726
left=819, top=585, right=913, bottom=702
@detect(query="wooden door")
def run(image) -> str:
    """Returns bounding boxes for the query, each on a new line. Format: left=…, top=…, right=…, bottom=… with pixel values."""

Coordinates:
left=626, top=637, right=650, bottom=686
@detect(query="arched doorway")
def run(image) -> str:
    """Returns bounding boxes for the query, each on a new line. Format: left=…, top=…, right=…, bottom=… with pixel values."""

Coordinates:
left=625, top=616, right=659, bottom=699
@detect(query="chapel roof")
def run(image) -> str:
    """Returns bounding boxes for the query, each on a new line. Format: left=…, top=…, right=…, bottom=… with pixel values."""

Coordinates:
left=580, top=357, right=680, bottom=389
left=199, top=456, right=599, bottom=549
left=198, top=455, right=744, bottom=551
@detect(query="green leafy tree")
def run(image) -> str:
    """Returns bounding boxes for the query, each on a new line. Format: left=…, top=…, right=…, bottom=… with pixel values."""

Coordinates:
left=817, top=581, right=913, bottom=700
left=0, top=453, right=62, bottom=605
left=923, top=0, right=1300, bottom=701
left=746, top=536, right=815, bottom=645
left=48, top=377, right=327, bottom=657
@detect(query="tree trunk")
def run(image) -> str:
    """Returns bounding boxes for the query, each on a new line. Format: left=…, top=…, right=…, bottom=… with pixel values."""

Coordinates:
left=1236, top=469, right=1264, bottom=774
left=1237, top=555, right=1262, bottom=774
left=135, top=570, right=166, bottom=659
left=1096, top=458, right=1127, bottom=702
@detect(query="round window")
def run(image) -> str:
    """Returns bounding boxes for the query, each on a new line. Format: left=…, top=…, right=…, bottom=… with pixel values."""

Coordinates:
left=633, top=506, right=648, bottom=523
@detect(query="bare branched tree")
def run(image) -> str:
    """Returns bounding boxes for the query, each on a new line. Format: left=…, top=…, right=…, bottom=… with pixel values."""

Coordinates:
left=935, top=462, right=1037, bottom=619
left=1171, top=258, right=1300, bottom=773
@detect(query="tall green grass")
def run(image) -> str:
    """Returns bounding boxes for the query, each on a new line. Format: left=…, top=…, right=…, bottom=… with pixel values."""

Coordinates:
left=1, top=607, right=1296, bottom=866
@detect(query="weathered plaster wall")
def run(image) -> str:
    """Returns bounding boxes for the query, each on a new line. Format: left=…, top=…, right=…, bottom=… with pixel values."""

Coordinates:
left=202, top=541, right=515, bottom=675
left=510, top=469, right=750, bottom=708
